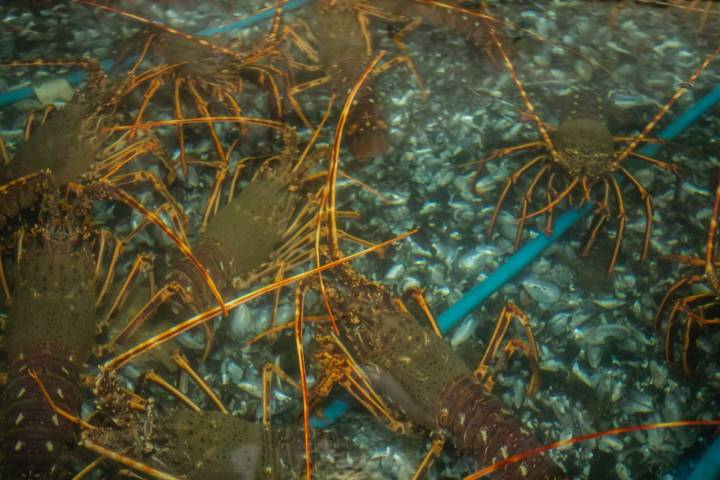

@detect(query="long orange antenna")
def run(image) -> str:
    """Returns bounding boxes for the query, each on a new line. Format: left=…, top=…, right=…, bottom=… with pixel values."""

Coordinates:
left=464, top=419, right=720, bottom=479
left=74, top=0, right=270, bottom=64
left=313, top=51, right=388, bottom=335
left=103, top=229, right=416, bottom=370
left=486, top=26, right=558, bottom=159
left=326, top=50, right=388, bottom=257
left=102, top=116, right=286, bottom=132
left=293, top=284, right=312, bottom=479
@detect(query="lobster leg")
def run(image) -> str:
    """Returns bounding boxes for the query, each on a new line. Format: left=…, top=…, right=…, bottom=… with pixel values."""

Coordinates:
left=655, top=274, right=704, bottom=332
left=99, top=252, right=153, bottom=316
left=474, top=303, right=542, bottom=396
left=386, top=16, right=427, bottom=97
left=680, top=296, right=720, bottom=375
left=704, top=171, right=720, bottom=277
left=311, top=333, right=412, bottom=434
left=486, top=154, right=547, bottom=237
left=618, top=165, right=654, bottom=261
left=173, top=77, right=189, bottom=177
left=412, top=432, right=446, bottom=480
left=139, top=370, right=203, bottom=412
left=0, top=248, right=10, bottom=305
left=486, top=26, right=558, bottom=159
left=103, top=281, right=190, bottom=351
left=607, top=175, right=627, bottom=276
left=580, top=177, right=611, bottom=256
left=515, top=163, right=551, bottom=250
left=0, top=136, right=8, bottom=165
left=129, top=77, right=164, bottom=139
left=172, top=352, right=228, bottom=413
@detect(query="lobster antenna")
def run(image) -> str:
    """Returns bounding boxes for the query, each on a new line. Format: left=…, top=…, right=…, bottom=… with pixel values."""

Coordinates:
left=103, top=229, right=416, bottom=370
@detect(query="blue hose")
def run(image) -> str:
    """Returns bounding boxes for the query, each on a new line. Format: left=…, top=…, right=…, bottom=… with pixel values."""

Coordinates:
left=0, top=0, right=311, bottom=108
left=196, top=0, right=310, bottom=36
left=684, top=436, right=720, bottom=480
left=310, top=84, right=720, bottom=438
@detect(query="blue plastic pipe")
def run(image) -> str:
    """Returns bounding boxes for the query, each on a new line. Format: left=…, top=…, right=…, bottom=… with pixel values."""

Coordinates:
left=196, top=0, right=310, bottom=36
left=0, top=0, right=311, bottom=108
left=684, top=436, right=720, bottom=480
left=310, top=84, right=720, bottom=431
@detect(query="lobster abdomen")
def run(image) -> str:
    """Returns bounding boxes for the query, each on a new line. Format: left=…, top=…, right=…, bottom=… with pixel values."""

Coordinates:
left=438, top=375, right=567, bottom=480
left=1, top=238, right=96, bottom=479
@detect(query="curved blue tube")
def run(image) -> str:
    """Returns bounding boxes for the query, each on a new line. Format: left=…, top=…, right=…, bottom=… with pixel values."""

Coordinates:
left=0, top=0, right=311, bottom=108
left=0, top=86, right=34, bottom=108
left=641, top=84, right=720, bottom=158
left=196, top=0, right=310, bottom=36
left=437, top=204, right=590, bottom=333
left=684, top=437, right=720, bottom=480
left=311, top=85, right=720, bottom=431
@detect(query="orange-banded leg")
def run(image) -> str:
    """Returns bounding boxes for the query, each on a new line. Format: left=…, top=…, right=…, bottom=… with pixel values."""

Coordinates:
left=618, top=165, right=654, bottom=261
left=85, top=180, right=228, bottom=316
left=98, top=281, right=192, bottom=358
left=22, top=105, right=55, bottom=141
left=311, top=333, right=414, bottom=434
left=139, top=369, right=202, bottom=412
left=93, top=131, right=176, bottom=185
left=27, top=369, right=181, bottom=480
left=607, top=174, right=627, bottom=277
left=411, top=432, right=446, bottom=480
left=0, top=243, right=10, bottom=305
left=515, top=163, right=552, bottom=250
left=703, top=170, right=720, bottom=276
left=172, top=352, right=228, bottom=413
left=268, top=262, right=287, bottom=343
left=664, top=291, right=720, bottom=375
left=580, top=177, right=611, bottom=256
left=0, top=136, right=9, bottom=165
left=91, top=202, right=184, bottom=307
left=487, top=154, right=547, bottom=237
left=474, top=302, right=542, bottom=396
left=468, top=141, right=546, bottom=193
left=172, top=77, right=189, bottom=177
left=0, top=59, right=107, bottom=103
left=102, top=170, right=186, bottom=232
left=134, top=354, right=233, bottom=415
left=485, top=26, right=558, bottom=159
left=518, top=175, right=580, bottom=223
left=129, top=77, right=165, bottom=140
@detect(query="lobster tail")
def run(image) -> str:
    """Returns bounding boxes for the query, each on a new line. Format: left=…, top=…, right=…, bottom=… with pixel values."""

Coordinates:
left=437, top=375, right=566, bottom=480
left=1, top=225, right=97, bottom=479
left=1, top=346, right=82, bottom=479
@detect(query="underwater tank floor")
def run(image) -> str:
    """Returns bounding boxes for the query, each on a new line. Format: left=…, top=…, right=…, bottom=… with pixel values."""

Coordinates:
left=1, top=1, right=720, bottom=479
